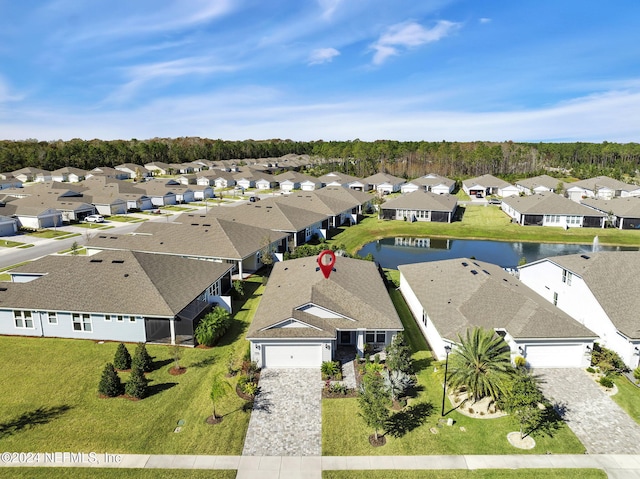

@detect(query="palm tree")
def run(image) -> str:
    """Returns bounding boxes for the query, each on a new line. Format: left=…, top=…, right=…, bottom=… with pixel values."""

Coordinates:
left=446, top=327, right=514, bottom=402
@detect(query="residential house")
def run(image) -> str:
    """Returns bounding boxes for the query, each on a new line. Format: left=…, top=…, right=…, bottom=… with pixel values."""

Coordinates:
left=255, top=173, right=279, bottom=191
left=501, top=192, right=605, bottom=228
left=463, top=174, right=518, bottom=198
left=399, top=258, right=596, bottom=367
left=380, top=190, right=458, bottom=223
left=136, top=180, right=178, bottom=206
left=581, top=197, right=640, bottom=229
left=0, top=196, right=63, bottom=229
left=515, top=175, right=565, bottom=195
left=0, top=215, right=19, bottom=236
left=361, top=172, right=406, bottom=195
left=276, top=171, right=322, bottom=193
left=401, top=174, right=455, bottom=195
left=247, top=256, right=403, bottom=368
left=87, top=217, right=288, bottom=279
left=11, top=167, right=51, bottom=183
left=566, top=176, right=640, bottom=202
left=115, top=163, right=151, bottom=180
left=0, top=177, right=23, bottom=190
left=519, top=252, right=640, bottom=369
left=86, top=167, right=130, bottom=181
left=0, top=250, right=233, bottom=346
left=51, top=167, right=87, bottom=183
left=204, top=198, right=327, bottom=247
left=317, top=172, right=363, bottom=188
left=144, top=161, right=172, bottom=176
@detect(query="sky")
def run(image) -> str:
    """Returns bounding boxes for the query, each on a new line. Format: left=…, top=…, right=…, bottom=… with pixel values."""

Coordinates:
left=1, top=0, right=639, bottom=143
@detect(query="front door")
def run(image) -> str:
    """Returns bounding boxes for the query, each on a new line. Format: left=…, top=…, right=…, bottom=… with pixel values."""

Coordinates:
left=339, top=331, right=352, bottom=345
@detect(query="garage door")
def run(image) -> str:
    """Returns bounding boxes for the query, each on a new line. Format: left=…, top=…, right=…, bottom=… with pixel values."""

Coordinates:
left=524, top=344, right=584, bottom=368
left=263, top=344, right=322, bottom=368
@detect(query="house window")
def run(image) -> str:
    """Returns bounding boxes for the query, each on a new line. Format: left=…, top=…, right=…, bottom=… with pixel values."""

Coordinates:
left=422, top=311, right=427, bottom=326
left=129, top=316, right=136, bottom=323
left=117, top=315, right=124, bottom=322
left=73, top=313, right=92, bottom=332
left=305, top=227, right=311, bottom=238
left=208, top=281, right=220, bottom=297
left=105, top=315, right=112, bottom=322
left=48, top=312, right=57, bottom=324
left=365, top=330, right=387, bottom=344
left=14, top=310, right=34, bottom=329
left=553, top=292, right=558, bottom=306
left=561, top=270, right=573, bottom=286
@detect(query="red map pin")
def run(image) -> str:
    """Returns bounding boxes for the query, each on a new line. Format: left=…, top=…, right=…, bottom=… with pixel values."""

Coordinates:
left=317, top=250, right=336, bottom=279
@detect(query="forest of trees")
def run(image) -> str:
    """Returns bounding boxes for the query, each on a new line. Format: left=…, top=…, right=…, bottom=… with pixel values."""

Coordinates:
left=1, top=137, right=639, bottom=182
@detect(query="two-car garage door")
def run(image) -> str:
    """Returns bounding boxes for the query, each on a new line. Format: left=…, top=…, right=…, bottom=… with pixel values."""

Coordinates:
left=524, top=344, right=585, bottom=368
left=262, top=344, right=322, bottom=368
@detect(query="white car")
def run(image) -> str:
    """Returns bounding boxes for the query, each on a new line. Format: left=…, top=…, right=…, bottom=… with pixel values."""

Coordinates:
left=85, top=214, right=105, bottom=223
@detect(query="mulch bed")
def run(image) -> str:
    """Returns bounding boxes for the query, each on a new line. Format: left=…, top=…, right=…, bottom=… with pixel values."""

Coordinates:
left=206, top=415, right=223, bottom=425
left=322, top=388, right=357, bottom=399
left=169, top=366, right=187, bottom=376
left=368, top=434, right=386, bottom=447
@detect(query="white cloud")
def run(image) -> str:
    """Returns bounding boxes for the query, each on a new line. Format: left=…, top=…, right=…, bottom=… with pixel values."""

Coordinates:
left=479, top=17, right=491, bottom=24
left=308, top=48, right=340, bottom=65
left=371, top=20, right=460, bottom=65
left=318, top=0, right=343, bottom=20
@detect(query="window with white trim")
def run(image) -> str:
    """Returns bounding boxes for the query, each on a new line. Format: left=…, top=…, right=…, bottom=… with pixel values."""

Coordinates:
left=48, top=312, right=57, bottom=324
left=105, top=315, right=112, bottom=322
left=208, top=281, right=220, bottom=297
left=14, top=310, right=34, bottom=329
left=73, top=313, right=92, bottom=332
left=365, top=330, right=387, bottom=344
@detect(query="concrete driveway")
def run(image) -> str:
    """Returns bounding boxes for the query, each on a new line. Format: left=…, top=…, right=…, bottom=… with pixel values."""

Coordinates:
left=536, top=368, right=640, bottom=454
left=242, top=369, right=323, bottom=456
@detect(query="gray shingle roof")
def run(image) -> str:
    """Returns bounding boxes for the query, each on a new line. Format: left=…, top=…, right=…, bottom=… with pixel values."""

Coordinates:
left=567, top=176, right=639, bottom=192
left=398, top=259, right=596, bottom=341
left=533, top=252, right=640, bottom=339
left=88, top=217, right=287, bottom=260
left=382, top=190, right=457, bottom=212
left=502, top=191, right=606, bottom=216
left=5, top=250, right=232, bottom=316
left=247, top=256, right=403, bottom=339
left=581, top=197, right=640, bottom=218
left=516, top=175, right=564, bottom=190
left=463, top=174, right=510, bottom=189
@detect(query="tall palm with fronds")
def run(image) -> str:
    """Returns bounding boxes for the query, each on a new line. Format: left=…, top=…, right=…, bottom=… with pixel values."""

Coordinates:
left=446, top=327, right=514, bottom=402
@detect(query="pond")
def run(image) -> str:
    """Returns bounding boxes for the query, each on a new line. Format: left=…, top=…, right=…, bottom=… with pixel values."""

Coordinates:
left=357, top=236, right=639, bottom=269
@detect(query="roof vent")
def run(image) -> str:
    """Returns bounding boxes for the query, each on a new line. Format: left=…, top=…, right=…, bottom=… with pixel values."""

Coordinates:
left=112, top=260, right=124, bottom=264
left=124, top=273, right=129, bottom=277
left=470, top=270, right=478, bottom=275
left=99, top=235, right=107, bottom=238
left=90, top=259, right=103, bottom=263
left=203, top=224, right=211, bottom=227
left=580, top=254, right=590, bottom=260
left=482, top=270, right=490, bottom=275
left=461, top=262, right=468, bottom=267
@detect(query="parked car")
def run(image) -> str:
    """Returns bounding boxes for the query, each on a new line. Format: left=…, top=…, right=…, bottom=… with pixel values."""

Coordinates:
left=249, top=196, right=260, bottom=202
left=488, top=198, right=502, bottom=205
left=475, top=193, right=483, bottom=198
left=85, top=214, right=105, bottom=223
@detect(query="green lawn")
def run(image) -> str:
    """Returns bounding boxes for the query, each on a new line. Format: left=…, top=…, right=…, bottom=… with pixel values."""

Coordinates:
left=323, top=470, right=606, bottom=479
left=322, top=280, right=586, bottom=456
left=329, top=209, right=640, bottom=256
left=611, top=375, right=640, bottom=425
left=25, top=229, right=74, bottom=239
left=0, top=469, right=235, bottom=479
left=0, top=277, right=265, bottom=455
left=106, top=215, right=147, bottom=223
left=0, top=239, right=24, bottom=248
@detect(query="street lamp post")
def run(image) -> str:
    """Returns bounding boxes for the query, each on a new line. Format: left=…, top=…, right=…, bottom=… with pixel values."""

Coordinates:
left=441, top=344, right=452, bottom=417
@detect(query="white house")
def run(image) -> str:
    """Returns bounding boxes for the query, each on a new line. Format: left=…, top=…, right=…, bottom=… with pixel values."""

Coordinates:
left=362, top=173, right=406, bottom=195
left=246, top=256, right=403, bottom=368
left=463, top=174, right=518, bottom=198
left=566, top=176, right=640, bottom=202
left=581, top=197, right=640, bottom=229
left=501, top=192, right=606, bottom=228
left=518, top=251, right=640, bottom=370
left=401, top=174, right=455, bottom=195
left=398, top=258, right=597, bottom=368
left=515, top=175, right=565, bottom=195
left=0, top=215, right=19, bottom=236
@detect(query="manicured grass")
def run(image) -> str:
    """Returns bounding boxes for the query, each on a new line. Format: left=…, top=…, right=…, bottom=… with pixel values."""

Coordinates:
left=53, top=232, right=82, bottom=240
left=162, top=205, right=197, bottom=212
left=57, top=246, right=87, bottom=255
left=611, top=375, right=640, bottom=425
left=0, top=239, right=24, bottom=247
left=329, top=209, right=640, bottom=256
left=75, top=223, right=110, bottom=229
left=0, top=261, right=32, bottom=272
left=322, top=282, right=586, bottom=456
left=0, top=469, right=236, bottom=479
left=323, top=470, right=606, bottom=479
left=0, top=277, right=265, bottom=455
left=25, top=229, right=73, bottom=239
left=107, top=215, right=145, bottom=222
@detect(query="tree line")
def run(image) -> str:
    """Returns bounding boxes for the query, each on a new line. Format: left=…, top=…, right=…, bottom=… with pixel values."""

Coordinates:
left=1, top=137, right=639, bottom=181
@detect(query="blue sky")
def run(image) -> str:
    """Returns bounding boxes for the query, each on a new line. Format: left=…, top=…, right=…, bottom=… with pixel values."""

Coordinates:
left=1, top=0, right=639, bottom=142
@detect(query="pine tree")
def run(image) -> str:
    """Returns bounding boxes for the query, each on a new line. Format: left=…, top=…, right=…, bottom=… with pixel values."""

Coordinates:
left=132, top=343, right=153, bottom=372
left=125, top=365, right=148, bottom=399
left=385, top=333, right=413, bottom=374
left=113, top=343, right=132, bottom=370
left=358, top=371, right=390, bottom=442
left=98, top=363, right=123, bottom=397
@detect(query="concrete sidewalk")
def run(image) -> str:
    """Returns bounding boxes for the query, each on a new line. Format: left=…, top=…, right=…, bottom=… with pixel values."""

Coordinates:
left=2, top=454, right=640, bottom=478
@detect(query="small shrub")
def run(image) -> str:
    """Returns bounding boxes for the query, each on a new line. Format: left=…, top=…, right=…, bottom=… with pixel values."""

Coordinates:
left=241, top=381, right=258, bottom=397
left=328, top=383, right=348, bottom=395
left=591, top=343, right=629, bottom=374
left=132, top=343, right=153, bottom=372
left=586, top=366, right=596, bottom=374
left=125, top=366, right=149, bottom=399
left=514, top=355, right=527, bottom=369
left=468, top=407, right=474, bottom=414
left=364, top=362, right=384, bottom=374
left=321, top=361, right=340, bottom=379
left=113, top=343, right=132, bottom=370
left=599, top=376, right=614, bottom=389
left=633, top=366, right=640, bottom=383
left=98, top=363, right=123, bottom=397
left=194, top=307, right=232, bottom=347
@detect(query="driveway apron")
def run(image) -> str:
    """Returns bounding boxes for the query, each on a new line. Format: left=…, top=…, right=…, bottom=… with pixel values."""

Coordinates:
left=536, top=368, right=640, bottom=454
left=242, top=368, right=322, bottom=456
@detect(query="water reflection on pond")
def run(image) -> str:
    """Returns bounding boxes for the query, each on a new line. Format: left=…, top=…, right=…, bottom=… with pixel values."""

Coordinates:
left=357, top=237, right=639, bottom=269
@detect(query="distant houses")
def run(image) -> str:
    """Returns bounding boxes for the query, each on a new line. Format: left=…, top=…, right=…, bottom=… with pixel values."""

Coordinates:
left=381, top=191, right=458, bottom=223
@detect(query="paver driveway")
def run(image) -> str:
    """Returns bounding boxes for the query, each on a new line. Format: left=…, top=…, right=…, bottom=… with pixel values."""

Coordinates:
left=242, top=368, right=323, bottom=456
left=536, top=368, right=640, bottom=454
